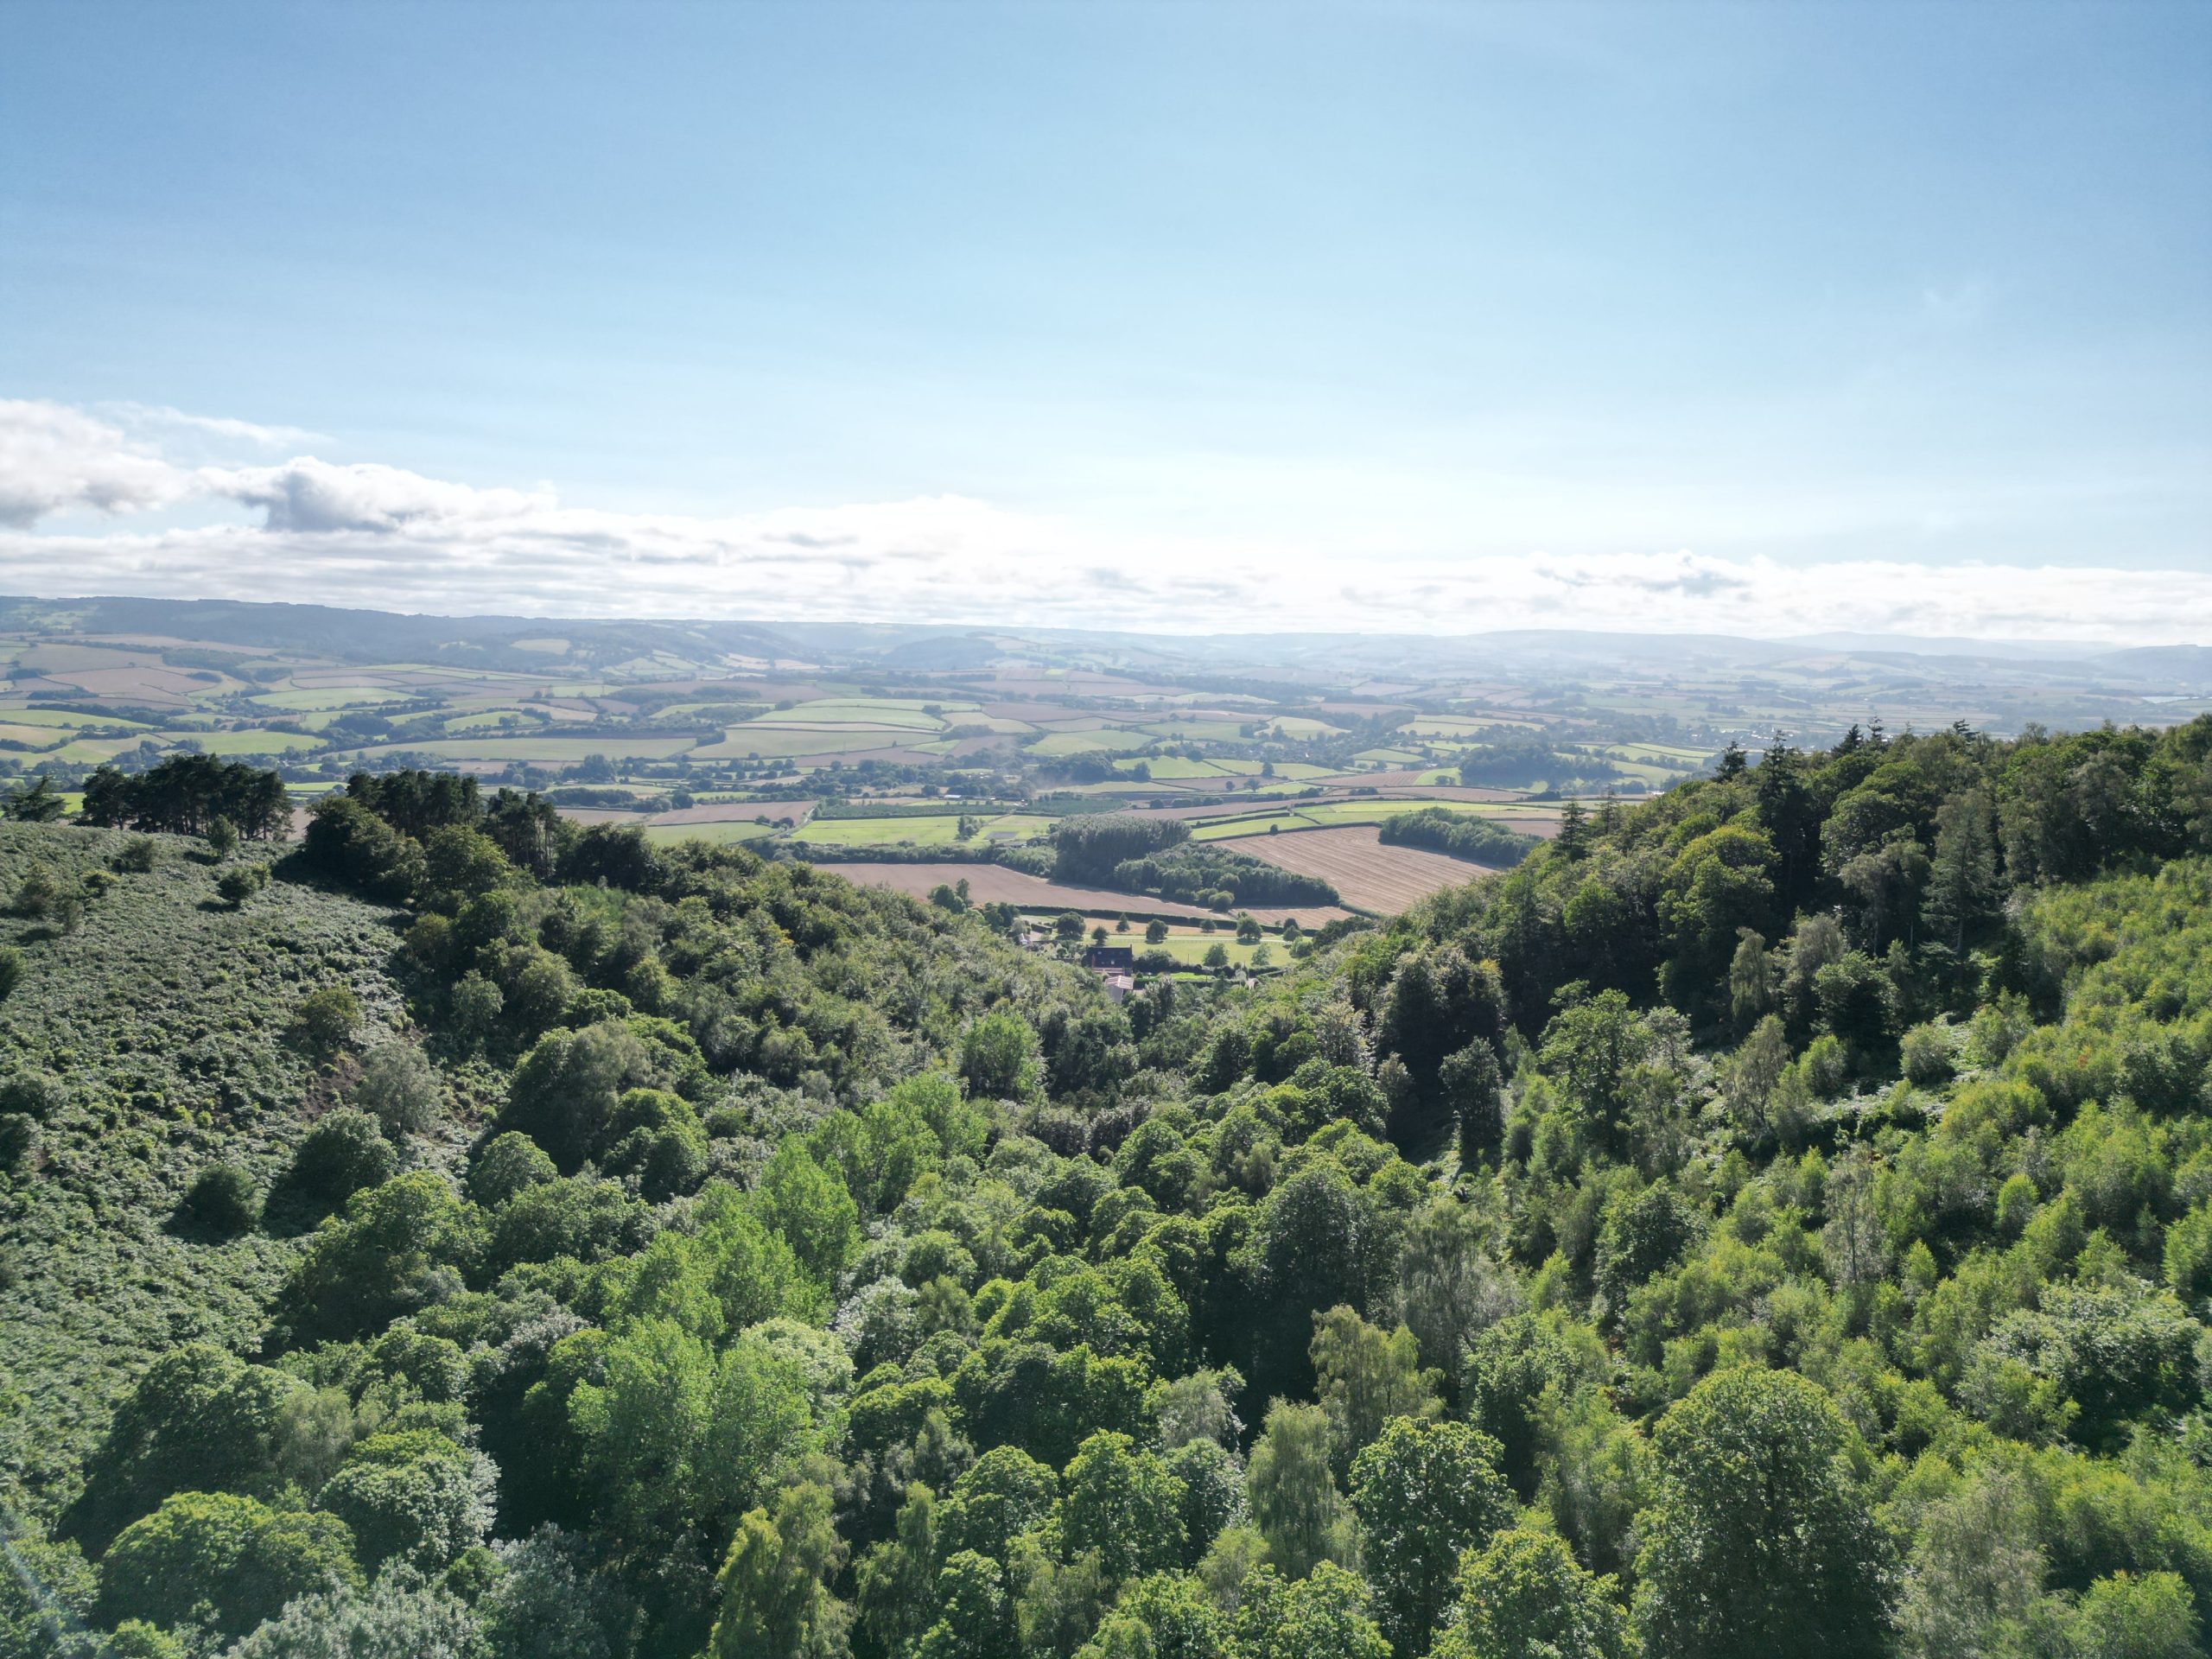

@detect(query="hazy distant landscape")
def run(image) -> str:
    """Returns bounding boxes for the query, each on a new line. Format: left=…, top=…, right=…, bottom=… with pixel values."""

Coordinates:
left=8, top=594, right=2205, bottom=931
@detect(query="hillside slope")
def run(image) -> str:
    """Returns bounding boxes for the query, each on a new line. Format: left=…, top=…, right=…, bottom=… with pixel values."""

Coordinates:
left=0, top=823, right=421, bottom=1512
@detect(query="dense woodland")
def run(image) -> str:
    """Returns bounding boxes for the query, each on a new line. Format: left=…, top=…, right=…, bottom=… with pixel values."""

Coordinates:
left=3, top=716, right=2212, bottom=1658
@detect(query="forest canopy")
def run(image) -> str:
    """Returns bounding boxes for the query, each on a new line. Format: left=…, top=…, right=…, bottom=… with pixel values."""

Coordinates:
left=3, top=715, right=2212, bottom=1659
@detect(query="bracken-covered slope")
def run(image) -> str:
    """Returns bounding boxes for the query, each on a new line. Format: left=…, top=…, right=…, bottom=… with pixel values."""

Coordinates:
left=0, top=823, right=417, bottom=1512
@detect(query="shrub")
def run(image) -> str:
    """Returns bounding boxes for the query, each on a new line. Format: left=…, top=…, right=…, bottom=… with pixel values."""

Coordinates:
left=182, top=1164, right=261, bottom=1236
left=0, top=1112, right=38, bottom=1173
left=0, top=1068, right=67, bottom=1119
left=1899, top=1021, right=1955, bottom=1085
left=0, top=946, right=22, bottom=1001
left=217, top=865, right=269, bottom=907
left=353, top=1043, right=442, bottom=1137
left=289, top=1109, right=397, bottom=1205
left=296, top=985, right=363, bottom=1048
left=469, top=1131, right=558, bottom=1207
left=114, top=836, right=159, bottom=873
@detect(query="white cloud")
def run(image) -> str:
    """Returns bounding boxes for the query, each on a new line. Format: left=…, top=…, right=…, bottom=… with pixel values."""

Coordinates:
left=0, top=395, right=2205, bottom=644
left=0, top=399, right=194, bottom=527
left=99, top=402, right=327, bottom=449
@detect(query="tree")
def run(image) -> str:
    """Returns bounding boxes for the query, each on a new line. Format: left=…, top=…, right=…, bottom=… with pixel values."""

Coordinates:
left=1058, top=1431, right=1186, bottom=1584
left=226, top=1573, right=482, bottom=1659
left=181, top=1163, right=260, bottom=1236
left=205, top=815, right=239, bottom=860
left=1393, top=1198, right=1514, bottom=1387
left=1439, top=1040, right=1505, bottom=1164
left=1309, top=1306, right=1441, bottom=1477
left=959, top=1011, right=1040, bottom=1102
left=709, top=1478, right=851, bottom=1659
left=66, top=1343, right=308, bottom=1553
left=499, top=1020, right=658, bottom=1171
left=0, top=945, right=22, bottom=1001
left=296, top=984, right=362, bottom=1049
left=569, top=1320, right=813, bottom=1563
left=1245, top=1402, right=1354, bottom=1580
left=289, top=1109, right=397, bottom=1205
left=2, top=774, right=66, bottom=822
left=316, top=1429, right=495, bottom=1570
left=1633, top=1367, right=1892, bottom=1659
left=1428, top=1528, right=1633, bottom=1659
left=1147, top=918, right=1170, bottom=945
left=1204, top=943, right=1230, bottom=969
left=1347, top=1418, right=1514, bottom=1654
left=94, top=1490, right=359, bottom=1640
left=449, top=970, right=504, bottom=1047
left=755, top=1138, right=861, bottom=1285
left=2069, top=1572, right=2200, bottom=1659
left=1234, top=1562, right=1389, bottom=1659
left=1076, top=1571, right=1231, bottom=1659
left=353, top=1042, right=442, bottom=1137
left=279, top=1170, right=483, bottom=1344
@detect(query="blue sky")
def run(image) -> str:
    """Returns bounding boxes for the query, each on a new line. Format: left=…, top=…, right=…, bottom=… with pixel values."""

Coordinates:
left=2, top=2, right=2207, bottom=637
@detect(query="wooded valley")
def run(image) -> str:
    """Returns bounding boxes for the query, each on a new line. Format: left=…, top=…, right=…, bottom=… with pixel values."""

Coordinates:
left=3, top=715, right=2211, bottom=1659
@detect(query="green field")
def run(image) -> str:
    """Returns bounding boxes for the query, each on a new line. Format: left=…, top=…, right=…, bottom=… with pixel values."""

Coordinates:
left=694, top=727, right=933, bottom=759
left=442, top=709, right=546, bottom=732
left=251, top=686, right=416, bottom=712
left=640, top=819, right=782, bottom=845
left=0, top=707, right=153, bottom=731
left=1025, top=728, right=1159, bottom=758
left=792, top=812, right=1052, bottom=849
left=351, top=735, right=696, bottom=763
left=167, top=729, right=325, bottom=756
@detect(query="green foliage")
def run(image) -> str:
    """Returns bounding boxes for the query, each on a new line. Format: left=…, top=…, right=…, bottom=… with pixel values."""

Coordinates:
left=708, top=1477, right=850, bottom=1659
left=295, top=983, right=362, bottom=1048
left=1428, top=1528, right=1634, bottom=1659
left=93, top=1489, right=359, bottom=1639
left=79, top=755, right=288, bottom=840
left=226, top=1573, right=483, bottom=1659
left=351, top=1042, right=442, bottom=1137
left=1347, top=1417, right=1514, bottom=1654
left=14, top=723, right=2212, bottom=1659
left=288, top=1108, right=397, bottom=1206
left=1379, top=806, right=1540, bottom=868
left=1053, top=815, right=1191, bottom=884
left=215, top=863, right=268, bottom=906
left=1245, top=1401, right=1354, bottom=1580
left=1633, top=1367, right=1891, bottom=1659
left=180, top=1162, right=260, bottom=1236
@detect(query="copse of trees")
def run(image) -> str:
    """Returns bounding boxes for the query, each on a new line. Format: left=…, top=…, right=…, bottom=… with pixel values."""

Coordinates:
left=1111, top=842, right=1339, bottom=910
left=1377, top=807, right=1540, bottom=868
left=1052, top=812, right=1190, bottom=883
left=79, top=753, right=289, bottom=839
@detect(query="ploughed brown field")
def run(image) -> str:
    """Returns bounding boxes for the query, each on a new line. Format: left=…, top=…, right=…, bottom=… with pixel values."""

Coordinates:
left=1236, top=825, right=1497, bottom=913
left=824, top=861, right=1353, bottom=930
